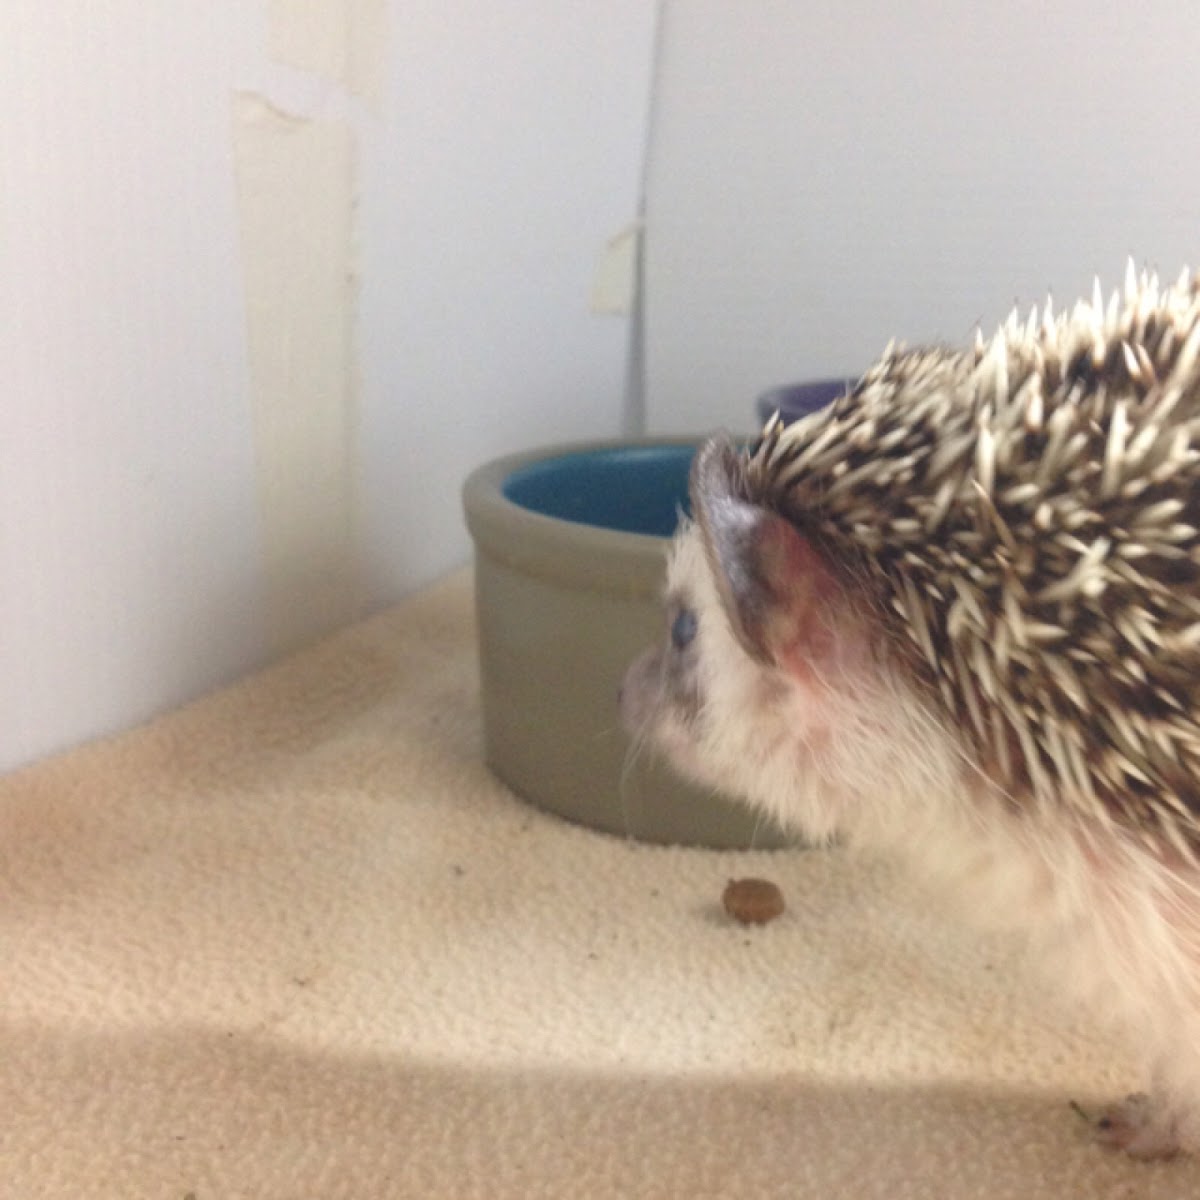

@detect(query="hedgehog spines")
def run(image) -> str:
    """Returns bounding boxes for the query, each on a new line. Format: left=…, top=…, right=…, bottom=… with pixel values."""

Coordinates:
left=747, top=264, right=1200, bottom=849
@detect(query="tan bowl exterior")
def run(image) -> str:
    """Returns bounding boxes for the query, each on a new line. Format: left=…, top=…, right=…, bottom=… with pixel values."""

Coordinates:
left=462, top=437, right=792, bottom=849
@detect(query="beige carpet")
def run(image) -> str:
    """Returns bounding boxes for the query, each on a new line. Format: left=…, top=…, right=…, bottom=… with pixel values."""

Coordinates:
left=3, top=567, right=1198, bottom=1198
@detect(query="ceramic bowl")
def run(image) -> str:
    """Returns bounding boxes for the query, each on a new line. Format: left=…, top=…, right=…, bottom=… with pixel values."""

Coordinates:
left=756, top=377, right=852, bottom=427
left=462, top=438, right=791, bottom=849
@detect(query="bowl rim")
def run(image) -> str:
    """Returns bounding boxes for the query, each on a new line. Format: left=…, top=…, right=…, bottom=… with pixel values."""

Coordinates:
left=462, top=435, right=707, bottom=593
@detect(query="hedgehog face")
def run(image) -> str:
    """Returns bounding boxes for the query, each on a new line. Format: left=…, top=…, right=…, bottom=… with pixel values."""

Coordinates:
left=620, top=437, right=966, bottom=845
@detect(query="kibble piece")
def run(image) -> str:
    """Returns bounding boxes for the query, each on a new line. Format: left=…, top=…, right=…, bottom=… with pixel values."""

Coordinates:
left=722, top=877, right=785, bottom=925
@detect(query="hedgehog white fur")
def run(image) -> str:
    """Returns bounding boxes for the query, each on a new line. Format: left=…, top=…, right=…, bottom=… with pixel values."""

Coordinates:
left=621, top=262, right=1200, bottom=1158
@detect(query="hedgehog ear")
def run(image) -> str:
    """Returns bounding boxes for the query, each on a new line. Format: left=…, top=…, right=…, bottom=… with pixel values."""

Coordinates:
left=690, top=436, right=838, bottom=670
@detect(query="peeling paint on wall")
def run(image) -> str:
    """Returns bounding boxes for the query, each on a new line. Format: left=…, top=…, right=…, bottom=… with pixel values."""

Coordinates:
left=266, top=0, right=388, bottom=102
left=231, top=92, right=361, bottom=655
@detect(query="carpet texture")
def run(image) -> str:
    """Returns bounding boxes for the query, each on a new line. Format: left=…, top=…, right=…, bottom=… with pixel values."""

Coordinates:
left=3, top=568, right=1198, bottom=1198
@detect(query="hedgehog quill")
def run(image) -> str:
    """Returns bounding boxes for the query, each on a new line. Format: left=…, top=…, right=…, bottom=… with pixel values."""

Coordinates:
left=620, top=263, right=1200, bottom=1158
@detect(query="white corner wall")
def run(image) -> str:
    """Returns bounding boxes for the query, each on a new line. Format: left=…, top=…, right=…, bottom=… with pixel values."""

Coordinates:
left=0, top=1, right=658, bottom=774
left=21, top=0, right=1193, bottom=777
left=643, top=0, right=1200, bottom=434
left=357, top=2, right=658, bottom=603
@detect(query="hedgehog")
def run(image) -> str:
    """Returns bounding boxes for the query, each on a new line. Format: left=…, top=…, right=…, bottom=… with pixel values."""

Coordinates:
left=620, top=262, right=1200, bottom=1158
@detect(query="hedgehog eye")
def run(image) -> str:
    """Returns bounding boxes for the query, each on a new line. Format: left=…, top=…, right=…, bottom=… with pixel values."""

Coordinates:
left=670, top=608, right=698, bottom=651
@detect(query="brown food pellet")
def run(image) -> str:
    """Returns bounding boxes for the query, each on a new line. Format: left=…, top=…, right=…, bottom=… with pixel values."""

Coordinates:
left=721, top=877, right=785, bottom=925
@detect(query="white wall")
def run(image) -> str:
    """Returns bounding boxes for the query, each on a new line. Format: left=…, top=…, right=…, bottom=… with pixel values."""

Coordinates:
left=1, top=5, right=268, bottom=776
left=21, top=0, right=1190, bottom=777
left=0, top=1, right=658, bottom=773
left=643, top=0, right=1200, bottom=434
left=358, top=2, right=658, bottom=603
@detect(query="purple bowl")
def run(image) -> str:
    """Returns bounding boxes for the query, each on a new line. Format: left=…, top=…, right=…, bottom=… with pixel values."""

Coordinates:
left=756, top=377, right=853, bottom=428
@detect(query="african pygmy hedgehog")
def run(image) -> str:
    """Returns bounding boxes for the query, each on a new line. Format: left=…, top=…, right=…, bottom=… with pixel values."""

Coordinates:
left=621, top=262, right=1200, bottom=1158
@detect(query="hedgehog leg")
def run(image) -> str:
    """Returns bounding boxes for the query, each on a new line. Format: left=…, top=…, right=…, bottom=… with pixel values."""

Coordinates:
left=1093, top=1092, right=1180, bottom=1159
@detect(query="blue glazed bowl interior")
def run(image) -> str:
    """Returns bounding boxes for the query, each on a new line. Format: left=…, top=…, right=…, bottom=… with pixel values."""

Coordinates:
left=503, top=445, right=696, bottom=538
